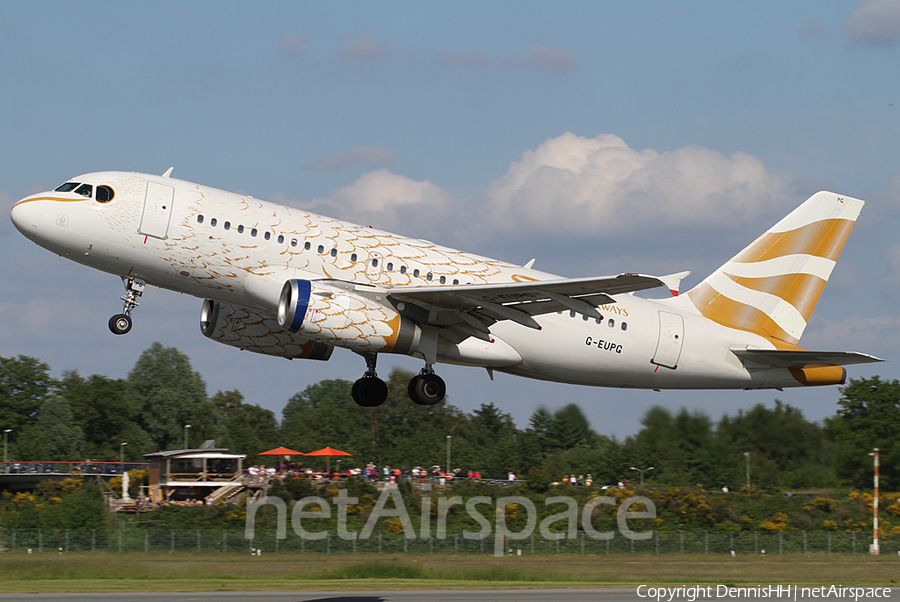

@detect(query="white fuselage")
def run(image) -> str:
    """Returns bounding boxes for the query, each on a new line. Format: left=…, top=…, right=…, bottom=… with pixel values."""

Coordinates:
left=11, top=171, right=802, bottom=390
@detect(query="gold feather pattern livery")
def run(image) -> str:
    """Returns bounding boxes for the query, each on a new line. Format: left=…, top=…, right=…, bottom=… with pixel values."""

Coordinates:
left=686, top=192, right=864, bottom=347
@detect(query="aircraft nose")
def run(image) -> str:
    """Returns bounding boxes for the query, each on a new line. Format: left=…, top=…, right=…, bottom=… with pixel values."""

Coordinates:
left=10, top=199, right=43, bottom=240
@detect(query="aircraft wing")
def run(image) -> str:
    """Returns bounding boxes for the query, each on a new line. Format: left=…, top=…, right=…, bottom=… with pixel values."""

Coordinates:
left=386, top=273, right=670, bottom=331
left=730, top=348, right=884, bottom=368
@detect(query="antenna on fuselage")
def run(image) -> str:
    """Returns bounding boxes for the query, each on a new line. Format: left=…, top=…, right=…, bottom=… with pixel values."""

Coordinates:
left=162, top=167, right=174, bottom=178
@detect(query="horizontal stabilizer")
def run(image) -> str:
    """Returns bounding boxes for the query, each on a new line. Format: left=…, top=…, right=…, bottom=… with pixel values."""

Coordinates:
left=730, top=348, right=883, bottom=368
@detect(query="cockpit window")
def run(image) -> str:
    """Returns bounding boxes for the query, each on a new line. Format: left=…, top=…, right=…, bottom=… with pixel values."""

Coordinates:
left=95, top=185, right=115, bottom=203
left=73, top=184, right=93, bottom=198
left=55, top=182, right=80, bottom=192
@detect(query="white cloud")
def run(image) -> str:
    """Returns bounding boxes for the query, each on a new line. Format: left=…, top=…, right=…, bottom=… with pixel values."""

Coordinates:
left=843, top=0, right=900, bottom=47
left=521, top=45, right=579, bottom=72
left=439, top=45, right=578, bottom=72
left=480, top=132, right=793, bottom=237
left=277, top=34, right=306, bottom=59
left=304, top=146, right=397, bottom=172
left=290, top=170, right=463, bottom=240
left=337, top=33, right=388, bottom=64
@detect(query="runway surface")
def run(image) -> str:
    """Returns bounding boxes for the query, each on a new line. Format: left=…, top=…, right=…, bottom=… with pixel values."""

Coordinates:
left=0, top=589, right=896, bottom=602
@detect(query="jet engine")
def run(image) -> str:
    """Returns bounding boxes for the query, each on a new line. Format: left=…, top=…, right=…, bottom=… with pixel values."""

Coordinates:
left=200, top=299, right=333, bottom=361
left=277, top=279, right=421, bottom=353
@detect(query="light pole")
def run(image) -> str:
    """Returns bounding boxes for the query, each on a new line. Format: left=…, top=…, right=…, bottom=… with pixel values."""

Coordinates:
left=871, top=448, right=880, bottom=555
left=3, top=429, right=10, bottom=473
left=120, top=442, right=128, bottom=465
left=184, top=425, right=191, bottom=450
left=744, top=452, right=750, bottom=488
left=446, top=435, right=451, bottom=473
left=630, top=466, right=654, bottom=486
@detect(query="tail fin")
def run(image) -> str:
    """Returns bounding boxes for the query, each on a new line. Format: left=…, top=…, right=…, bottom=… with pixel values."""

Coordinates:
left=686, top=191, right=864, bottom=346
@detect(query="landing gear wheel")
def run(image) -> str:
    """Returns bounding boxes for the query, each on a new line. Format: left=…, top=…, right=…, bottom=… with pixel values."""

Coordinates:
left=352, top=376, right=388, bottom=407
left=109, top=313, right=132, bottom=335
left=408, top=373, right=446, bottom=406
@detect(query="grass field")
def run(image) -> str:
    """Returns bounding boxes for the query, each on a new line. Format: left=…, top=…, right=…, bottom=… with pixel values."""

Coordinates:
left=0, top=553, right=897, bottom=593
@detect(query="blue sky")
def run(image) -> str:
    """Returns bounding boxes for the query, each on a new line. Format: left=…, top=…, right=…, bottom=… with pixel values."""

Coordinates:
left=2, top=1, right=900, bottom=442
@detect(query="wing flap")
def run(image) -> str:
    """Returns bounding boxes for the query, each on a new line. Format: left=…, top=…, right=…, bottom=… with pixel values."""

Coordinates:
left=730, top=348, right=884, bottom=368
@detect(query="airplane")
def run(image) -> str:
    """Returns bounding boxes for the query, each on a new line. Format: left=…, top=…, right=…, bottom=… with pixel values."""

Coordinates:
left=10, top=169, right=882, bottom=407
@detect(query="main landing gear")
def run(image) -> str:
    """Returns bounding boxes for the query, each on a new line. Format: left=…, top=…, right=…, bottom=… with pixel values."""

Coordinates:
left=408, top=366, right=446, bottom=406
left=108, top=277, right=145, bottom=335
left=350, top=355, right=447, bottom=407
left=351, top=354, right=389, bottom=407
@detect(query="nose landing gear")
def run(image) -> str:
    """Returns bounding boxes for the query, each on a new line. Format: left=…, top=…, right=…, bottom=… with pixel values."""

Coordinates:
left=109, top=277, right=145, bottom=335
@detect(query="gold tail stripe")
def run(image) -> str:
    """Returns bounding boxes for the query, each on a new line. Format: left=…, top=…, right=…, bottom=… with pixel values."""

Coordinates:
left=724, top=272, right=827, bottom=323
left=733, top=218, right=855, bottom=264
left=687, top=283, right=799, bottom=345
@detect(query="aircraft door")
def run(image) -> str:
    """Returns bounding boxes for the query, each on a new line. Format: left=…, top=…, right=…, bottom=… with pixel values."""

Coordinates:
left=652, top=311, right=684, bottom=369
left=139, top=181, right=175, bottom=239
left=365, top=252, right=384, bottom=280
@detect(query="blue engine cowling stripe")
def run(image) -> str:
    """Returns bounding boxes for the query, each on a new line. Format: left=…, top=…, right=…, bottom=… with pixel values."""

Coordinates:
left=286, top=279, right=311, bottom=333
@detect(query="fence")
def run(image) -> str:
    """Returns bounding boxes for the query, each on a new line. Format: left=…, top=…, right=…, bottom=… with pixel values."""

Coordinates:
left=1, top=528, right=897, bottom=555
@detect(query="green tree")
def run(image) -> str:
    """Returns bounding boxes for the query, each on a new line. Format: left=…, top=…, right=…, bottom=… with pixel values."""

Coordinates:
left=719, top=400, right=834, bottom=489
left=60, top=371, right=150, bottom=461
left=826, top=376, right=900, bottom=490
left=128, top=343, right=207, bottom=451
left=35, top=394, right=85, bottom=460
left=546, top=403, right=595, bottom=452
left=0, top=355, right=56, bottom=439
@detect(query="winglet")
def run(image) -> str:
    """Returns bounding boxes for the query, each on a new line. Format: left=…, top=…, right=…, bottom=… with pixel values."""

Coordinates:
left=162, top=167, right=174, bottom=178
left=524, top=258, right=536, bottom=269
left=659, top=271, right=692, bottom=296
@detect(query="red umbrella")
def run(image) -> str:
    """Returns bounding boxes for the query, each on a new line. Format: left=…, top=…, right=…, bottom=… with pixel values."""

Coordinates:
left=304, top=447, right=353, bottom=473
left=258, top=446, right=305, bottom=456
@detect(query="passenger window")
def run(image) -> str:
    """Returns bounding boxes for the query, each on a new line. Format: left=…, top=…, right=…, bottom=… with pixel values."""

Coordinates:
left=264, top=232, right=271, bottom=241
left=372, top=258, right=379, bottom=267
left=251, top=228, right=258, bottom=237
left=210, top=218, right=217, bottom=227
left=351, top=253, right=358, bottom=262
left=426, top=273, right=433, bottom=281
left=304, top=242, right=311, bottom=250
left=453, top=279, right=459, bottom=285
left=55, top=182, right=80, bottom=192
left=621, top=322, right=627, bottom=331
left=291, top=239, right=297, bottom=247
left=595, top=318, right=602, bottom=324
left=386, top=262, right=393, bottom=271
left=317, top=244, right=324, bottom=254
left=74, top=184, right=93, bottom=198
left=224, top=222, right=231, bottom=230
left=400, top=266, right=407, bottom=275
left=439, top=276, right=446, bottom=284
left=95, top=185, right=115, bottom=202
left=608, top=319, right=615, bottom=328
left=237, top=225, right=244, bottom=234
left=197, top=215, right=204, bottom=224
left=569, top=310, right=576, bottom=318
left=277, top=234, right=284, bottom=244
left=330, top=248, right=337, bottom=257
left=413, top=269, right=420, bottom=278
left=582, top=315, right=589, bottom=321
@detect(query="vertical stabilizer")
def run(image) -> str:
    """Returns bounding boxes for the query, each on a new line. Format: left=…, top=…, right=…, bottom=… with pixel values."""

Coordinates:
left=686, top=191, right=864, bottom=345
